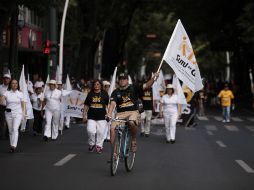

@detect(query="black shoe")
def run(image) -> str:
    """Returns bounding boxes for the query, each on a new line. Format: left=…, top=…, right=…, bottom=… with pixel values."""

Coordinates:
left=140, top=132, right=145, bottom=137
left=43, top=136, right=48, bottom=142
left=9, top=147, right=15, bottom=153
left=145, top=134, right=149, bottom=137
left=170, top=140, right=175, bottom=144
left=88, top=145, right=95, bottom=152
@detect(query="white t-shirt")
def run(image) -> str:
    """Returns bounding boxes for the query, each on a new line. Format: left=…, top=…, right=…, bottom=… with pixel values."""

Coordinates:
left=31, top=93, right=44, bottom=110
left=0, top=84, right=8, bottom=106
left=44, top=89, right=62, bottom=111
left=4, top=90, right=24, bottom=115
left=160, top=94, right=179, bottom=114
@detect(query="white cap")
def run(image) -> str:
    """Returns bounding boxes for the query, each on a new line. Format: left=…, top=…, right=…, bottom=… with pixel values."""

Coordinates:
left=3, top=73, right=11, bottom=78
left=48, top=80, right=56, bottom=85
left=57, top=81, right=62, bottom=85
left=34, top=81, right=43, bottom=88
left=166, top=84, right=174, bottom=89
left=103, top=80, right=110, bottom=86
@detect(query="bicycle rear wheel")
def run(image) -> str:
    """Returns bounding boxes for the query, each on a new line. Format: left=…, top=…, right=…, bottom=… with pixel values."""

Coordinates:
left=124, top=134, right=136, bottom=172
left=110, top=136, right=121, bottom=176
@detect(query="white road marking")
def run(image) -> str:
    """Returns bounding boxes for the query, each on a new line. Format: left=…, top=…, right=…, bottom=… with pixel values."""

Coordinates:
left=235, top=160, right=254, bottom=173
left=54, top=154, right=76, bottom=166
left=197, top=116, right=209, bottom=121
left=246, top=126, right=254, bottom=133
left=205, top=125, right=217, bottom=131
left=224, top=125, right=239, bottom=131
left=216, top=141, right=227, bottom=148
left=247, top=118, right=254, bottom=122
left=207, top=131, right=214, bottom=136
left=214, top=116, right=222, bottom=121
left=231, top=117, right=243, bottom=122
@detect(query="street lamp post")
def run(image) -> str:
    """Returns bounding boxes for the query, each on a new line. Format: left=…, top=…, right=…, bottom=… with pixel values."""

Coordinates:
left=59, top=0, right=69, bottom=82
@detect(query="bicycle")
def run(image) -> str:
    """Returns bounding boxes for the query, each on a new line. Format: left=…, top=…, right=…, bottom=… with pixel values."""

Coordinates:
left=109, top=118, right=136, bottom=176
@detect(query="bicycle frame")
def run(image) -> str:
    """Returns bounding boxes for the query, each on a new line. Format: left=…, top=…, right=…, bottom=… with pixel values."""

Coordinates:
left=115, top=124, right=129, bottom=159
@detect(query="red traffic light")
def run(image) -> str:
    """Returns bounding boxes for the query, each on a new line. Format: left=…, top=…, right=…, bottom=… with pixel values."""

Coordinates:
left=43, top=40, right=51, bottom=54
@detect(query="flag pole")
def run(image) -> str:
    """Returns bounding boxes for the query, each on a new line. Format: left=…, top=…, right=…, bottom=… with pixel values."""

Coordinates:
left=156, top=59, right=164, bottom=73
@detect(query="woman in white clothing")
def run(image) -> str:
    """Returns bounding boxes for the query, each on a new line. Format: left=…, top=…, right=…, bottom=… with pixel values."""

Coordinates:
left=0, top=79, right=26, bottom=152
left=159, top=84, right=181, bottom=144
left=42, top=80, right=62, bottom=141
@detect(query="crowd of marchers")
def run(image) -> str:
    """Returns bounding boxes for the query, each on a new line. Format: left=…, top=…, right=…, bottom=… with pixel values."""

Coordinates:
left=0, top=71, right=235, bottom=154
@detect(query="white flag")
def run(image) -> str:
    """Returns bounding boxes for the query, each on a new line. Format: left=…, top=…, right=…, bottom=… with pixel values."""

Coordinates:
left=152, top=70, right=166, bottom=100
left=65, top=74, right=72, bottom=91
left=56, top=65, right=60, bottom=83
left=108, top=67, right=117, bottom=96
left=172, top=75, right=187, bottom=106
left=128, top=75, right=133, bottom=85
left=163, top=19, right=203, bottom=92
left=43, top=75, right=50, bottom=96
left=19, top=65, right=34, bottom=119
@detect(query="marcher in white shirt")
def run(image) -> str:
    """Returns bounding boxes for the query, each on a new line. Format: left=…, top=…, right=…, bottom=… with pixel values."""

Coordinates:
left=31, top=82, right=44, bottom=135
left=57, top=80, right=70, bottom=135
left=42, top=80, right=62, bottom=141
left=0, top=79, right=26, bottom=152
left=0, top=73, right=11, bottom=139
left=159, top=84, right=181, bottom=144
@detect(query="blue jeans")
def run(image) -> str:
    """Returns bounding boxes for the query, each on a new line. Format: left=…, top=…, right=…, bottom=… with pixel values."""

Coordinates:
left=222, top=106, right=231, bottom=121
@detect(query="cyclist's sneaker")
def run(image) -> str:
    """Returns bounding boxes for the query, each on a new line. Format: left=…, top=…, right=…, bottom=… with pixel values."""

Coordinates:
left=88, top=145, right=95, bottom=152
left=96, top=146, right=103, bottom=154
left=131, top=141, right=137, bottom=152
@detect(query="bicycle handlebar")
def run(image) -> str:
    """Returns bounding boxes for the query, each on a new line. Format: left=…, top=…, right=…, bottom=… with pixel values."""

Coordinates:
left=106, top=116, right=128, bottom=123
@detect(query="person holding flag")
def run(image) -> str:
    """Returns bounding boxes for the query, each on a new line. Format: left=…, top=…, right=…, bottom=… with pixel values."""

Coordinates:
left=140, top=72, right=159, bottom=137
left=0, top=79, right=26, bottom=152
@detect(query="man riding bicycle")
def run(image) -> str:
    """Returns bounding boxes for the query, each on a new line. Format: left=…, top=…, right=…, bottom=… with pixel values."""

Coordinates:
left=106, top=72, right=159, bottom=152
left=106, top=73, right=139, bottom=152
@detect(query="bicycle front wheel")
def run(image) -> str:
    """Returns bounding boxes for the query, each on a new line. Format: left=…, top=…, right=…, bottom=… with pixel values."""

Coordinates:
left=124, top=134, right=136, bottom=172
left=110, top=136, right=121, bottom=176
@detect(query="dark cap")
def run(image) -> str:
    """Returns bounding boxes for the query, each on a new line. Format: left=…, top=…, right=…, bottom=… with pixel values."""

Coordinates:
left=118, top=73, right=128, bottom=79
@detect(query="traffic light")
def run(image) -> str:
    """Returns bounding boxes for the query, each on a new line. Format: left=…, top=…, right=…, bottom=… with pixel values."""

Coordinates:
left=43, top=40, right=51, bottom=54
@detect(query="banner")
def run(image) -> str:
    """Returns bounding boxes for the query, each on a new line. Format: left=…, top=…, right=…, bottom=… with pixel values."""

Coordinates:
left=163, top=19, right=203, bottom=92
left=62, top=90, right=86, bottom=118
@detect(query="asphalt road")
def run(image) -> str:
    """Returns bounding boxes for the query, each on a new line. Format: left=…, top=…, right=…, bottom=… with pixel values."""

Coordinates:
left=0, top=109, right=254, bottom=190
